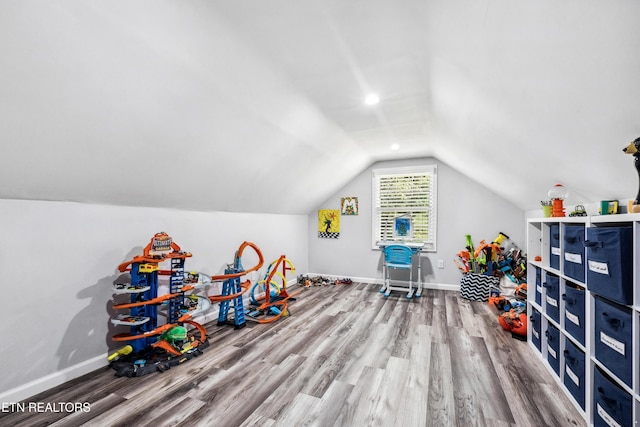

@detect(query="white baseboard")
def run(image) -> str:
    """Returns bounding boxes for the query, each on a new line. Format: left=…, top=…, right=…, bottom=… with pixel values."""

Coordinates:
left=304, top=272, right=460, bottom=292
left=0, top=297, right=224, bottom=404
left=420, top=282, right=460, bottom=291
left=1, top=305, right=227, bottom=404
left=0, top=354, right=108, bottom=404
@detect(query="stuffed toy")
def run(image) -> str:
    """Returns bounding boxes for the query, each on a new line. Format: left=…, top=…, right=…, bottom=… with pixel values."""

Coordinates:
left=623, top=136, right=640, bottom=213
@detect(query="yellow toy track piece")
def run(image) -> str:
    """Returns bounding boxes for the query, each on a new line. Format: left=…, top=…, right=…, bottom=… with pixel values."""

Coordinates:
left=107, top=345, right=133, bottom=361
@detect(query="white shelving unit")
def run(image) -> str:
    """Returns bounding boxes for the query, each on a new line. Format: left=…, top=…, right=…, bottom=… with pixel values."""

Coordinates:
left=527, top=214, right=640, bottom=427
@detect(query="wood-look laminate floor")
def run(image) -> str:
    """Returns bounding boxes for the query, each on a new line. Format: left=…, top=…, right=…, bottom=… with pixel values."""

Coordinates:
left=1, top=283, right=586, bottom=427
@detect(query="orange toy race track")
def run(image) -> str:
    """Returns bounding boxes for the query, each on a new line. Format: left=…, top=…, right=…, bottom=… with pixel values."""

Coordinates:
left=250, top=254, right=300, bottom=324
left=209, top=241, right=264, bottom=281
left=112, top=240, right=264, bottom=342
left=112, top=284, right=196, bottom=310
left=117, top=232, right=193, bottom=273
left=109, top=235, right=271, bottom=377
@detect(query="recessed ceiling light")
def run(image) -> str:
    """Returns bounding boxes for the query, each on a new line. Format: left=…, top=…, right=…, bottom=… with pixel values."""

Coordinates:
left=364, top=93, right=380, bottom=106
left=391, top=144, right=400, bottom=150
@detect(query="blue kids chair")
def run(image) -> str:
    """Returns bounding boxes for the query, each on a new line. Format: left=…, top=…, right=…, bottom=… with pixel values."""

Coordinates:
left=381, top=244, right=414, bottom=298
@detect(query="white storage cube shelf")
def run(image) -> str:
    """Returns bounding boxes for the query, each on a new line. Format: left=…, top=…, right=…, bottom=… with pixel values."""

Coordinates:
left=527, top=215, right=640, bottom=426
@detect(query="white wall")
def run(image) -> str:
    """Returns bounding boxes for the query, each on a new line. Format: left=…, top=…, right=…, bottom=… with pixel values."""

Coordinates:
left=0, top=199, right=308, bottom=402
left=308, top=157, right=525, bottom=286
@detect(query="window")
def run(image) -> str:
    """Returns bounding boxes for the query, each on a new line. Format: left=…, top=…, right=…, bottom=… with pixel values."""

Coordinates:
left=372, top=165, right=437, bottom=251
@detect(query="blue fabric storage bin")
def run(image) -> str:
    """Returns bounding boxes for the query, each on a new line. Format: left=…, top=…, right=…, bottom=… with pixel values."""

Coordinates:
left=545, top=323, right=560, bottom=376
left=543, top=273, right=560, bottom=323
left=562, top=283, right=585, bottom=346
left=563, top=337, right=585, bottom=410
left=593, top=366, right=632, bottom=427
left=563, top=224, right=585, bottom=282
left=594, top=296, right=632, bottom=387
left=535, top=267, right=542, bottom=305
left=530, top=308, right=542, bottom=352
left=549, top=224, right=560, bottom=270
left=586, top=226, right=633, bottom=305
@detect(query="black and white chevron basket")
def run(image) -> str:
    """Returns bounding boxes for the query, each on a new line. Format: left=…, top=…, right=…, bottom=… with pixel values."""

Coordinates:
left=460, top=273, right=499, bottom=302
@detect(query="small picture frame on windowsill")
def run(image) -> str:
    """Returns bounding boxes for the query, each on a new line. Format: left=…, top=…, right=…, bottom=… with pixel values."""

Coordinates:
left=393, top=215, right=413, bottom=240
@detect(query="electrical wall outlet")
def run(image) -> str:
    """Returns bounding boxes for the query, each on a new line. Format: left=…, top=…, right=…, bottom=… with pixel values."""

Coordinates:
left=437, top=259, right=444, bottom=269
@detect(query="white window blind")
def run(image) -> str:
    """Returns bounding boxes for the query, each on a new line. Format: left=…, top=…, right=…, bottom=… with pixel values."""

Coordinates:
left=372, top=165, right=436, bottom=250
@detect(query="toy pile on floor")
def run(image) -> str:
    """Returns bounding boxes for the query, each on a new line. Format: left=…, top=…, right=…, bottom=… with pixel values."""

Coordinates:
left=491, top=282, right=528, bottom=340
left=455, top=232, right=528, bottom=340
left=296, top=274, right=353, bottom=286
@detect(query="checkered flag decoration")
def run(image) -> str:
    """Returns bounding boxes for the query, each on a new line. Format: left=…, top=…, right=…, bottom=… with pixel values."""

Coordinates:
left=318, top=231, right=339, bottom=239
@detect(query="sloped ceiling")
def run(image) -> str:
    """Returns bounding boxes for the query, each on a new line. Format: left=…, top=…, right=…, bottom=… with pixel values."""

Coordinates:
left=1, top=1, right=639, bottom=214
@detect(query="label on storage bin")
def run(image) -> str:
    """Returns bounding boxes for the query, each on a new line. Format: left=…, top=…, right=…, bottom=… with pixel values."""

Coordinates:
left=565, top=365, right=579, bottom=387
left=548, top=346, right=557, bottom=359
left=564, top=252, right=582, bottom=264
left=551, top=246, right=561, bottom=256
left=600, top=331, right=625, bottom=356
left=597, top=403, right=622, bottom=427
left=588, top=259, right=610, bottom=276
left=546, top=296, right=557, bottom=307
left=566, top=310, right=580, bottom=326
left=537, top=285, right=542, bottom=294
